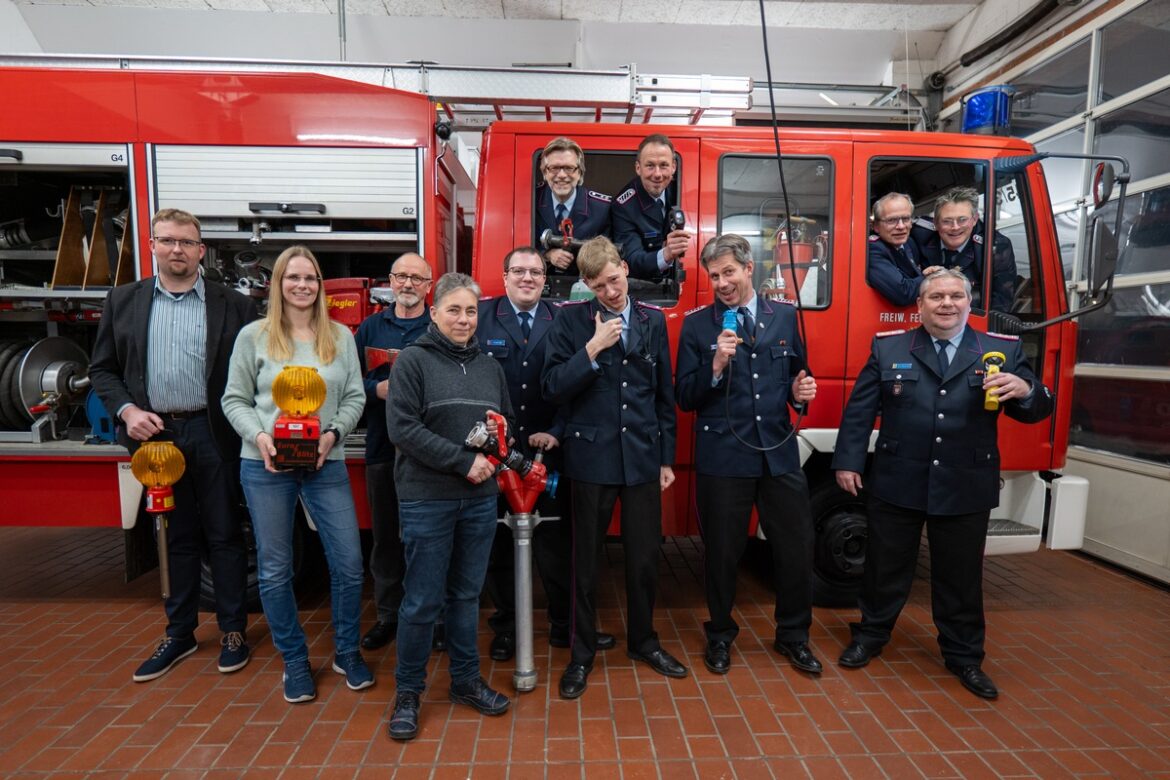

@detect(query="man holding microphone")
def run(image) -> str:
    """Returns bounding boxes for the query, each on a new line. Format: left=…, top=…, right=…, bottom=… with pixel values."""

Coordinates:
left=675, top=233, right=822, bottom=676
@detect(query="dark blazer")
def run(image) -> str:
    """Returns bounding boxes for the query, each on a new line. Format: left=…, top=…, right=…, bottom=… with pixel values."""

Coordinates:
left=866, top=235, right=926, bottom=306
left=675, top=298, right=806, bottom=478
left=478, top=296, right=565, bottom=455
left=832, top=325, right=1054, bottom=516
left=912, top=219, right=1018, bottom=311
left=611, top=176, right=678, bottom=280
left=541, top=297, right=676, bottom=485
left=89, top=276, right=259, bottom=458
left=535, top=184, right=612, bottom=273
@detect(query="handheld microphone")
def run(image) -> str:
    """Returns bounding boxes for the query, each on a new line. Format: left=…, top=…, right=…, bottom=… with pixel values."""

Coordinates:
left=982, top=351, right=1007, bottom=411
left=722, top=309, right=740, bottom=360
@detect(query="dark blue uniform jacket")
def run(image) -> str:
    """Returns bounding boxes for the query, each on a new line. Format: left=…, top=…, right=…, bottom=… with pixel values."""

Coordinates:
left=611, top=176, right=678, bottom=280
left=541, top=297, right=676, bottom=485
left=675, top=298, right=806, bottom=478
left=832, top=326, right=1054, bottom=516
left=478, top=296, right=565, bottom=459
left=866, top=235, right=926, bottom=306
left=534, top=184, right=612, bottom=263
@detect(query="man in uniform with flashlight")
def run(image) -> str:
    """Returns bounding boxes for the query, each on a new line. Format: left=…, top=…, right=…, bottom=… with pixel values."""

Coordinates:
left=612, top=134, right=689, bottom=281
left=833, top=269, right=1053, bottom=700
left=675, top=234, right=821, bottom=677
left=90, top=208, right=257, bottom=682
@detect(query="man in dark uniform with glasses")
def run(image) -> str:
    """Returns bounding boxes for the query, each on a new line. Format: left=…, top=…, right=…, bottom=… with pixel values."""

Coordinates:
left=866, top=192, right=943, bottom=306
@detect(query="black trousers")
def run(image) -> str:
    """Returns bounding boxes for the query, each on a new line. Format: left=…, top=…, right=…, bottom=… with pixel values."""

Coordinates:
left=696, top=470, right=814, bottom=644
left=569, top=480, right=662, bottom=666
left=851, top=496, right=989, bottom=666
left=483, top=482, right=573, bottom=638
left=162, top=414, right=248, bottom=638
left=366, top=460, right=404, bottom=624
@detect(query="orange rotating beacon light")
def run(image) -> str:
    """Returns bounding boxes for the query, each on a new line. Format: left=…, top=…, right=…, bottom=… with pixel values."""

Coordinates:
left=130, top=440, right=186, bottom=599
left=271, top=365, right=327, bottom=469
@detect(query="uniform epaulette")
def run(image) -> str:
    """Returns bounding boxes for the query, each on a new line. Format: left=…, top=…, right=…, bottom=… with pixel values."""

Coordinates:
left=636, top=300, right=662, bottom=311
left=772, top=297, right=795, bottom=305
left=987, top=331, right=1020, bottom=340
left=559, top=299, right=589, bottom=307
left=868, top=234, right=880, bottom=242
left=914, top=217, right=935, bottom=230
left=875, top=329, right=905, bottom=338
left=616, top=188, right=635, bottom=205
left=684, top=304, right=708, bottom=316
left=972, top=233, right=984, bottom=244
left=588, top=190, right=613, bottom=202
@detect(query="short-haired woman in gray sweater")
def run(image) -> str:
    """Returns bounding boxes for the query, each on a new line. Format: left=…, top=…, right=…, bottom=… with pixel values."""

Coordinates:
left=385, top=272, right=515, bottom=741
left=222, top=245, right=371, bottom=704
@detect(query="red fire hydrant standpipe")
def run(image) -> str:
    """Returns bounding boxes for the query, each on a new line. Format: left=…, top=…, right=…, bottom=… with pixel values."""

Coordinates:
left=465, top=410, right=559, bottom=692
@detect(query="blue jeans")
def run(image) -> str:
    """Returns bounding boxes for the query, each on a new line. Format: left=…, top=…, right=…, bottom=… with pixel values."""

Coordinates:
left=240, top=459, right=364, bottom=664
left=396, top=495, right=497, bottom=693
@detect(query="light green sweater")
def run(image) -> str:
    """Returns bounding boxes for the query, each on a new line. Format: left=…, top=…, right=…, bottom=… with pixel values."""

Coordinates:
left=222, top=319, right=365, bottom=462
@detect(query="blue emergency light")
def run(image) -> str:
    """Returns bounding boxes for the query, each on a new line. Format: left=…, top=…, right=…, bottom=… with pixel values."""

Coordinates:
left=961, top=85, right=1016, bottom=136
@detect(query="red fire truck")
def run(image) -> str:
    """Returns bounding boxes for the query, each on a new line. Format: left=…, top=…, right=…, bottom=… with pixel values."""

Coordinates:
left=0, top=62, right=1123, bottom=605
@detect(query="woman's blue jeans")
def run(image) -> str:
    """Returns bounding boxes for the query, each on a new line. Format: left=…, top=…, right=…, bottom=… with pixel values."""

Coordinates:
left=396, top=495, right=497, bottom=693
left=240, top=459, right=364, bottom=664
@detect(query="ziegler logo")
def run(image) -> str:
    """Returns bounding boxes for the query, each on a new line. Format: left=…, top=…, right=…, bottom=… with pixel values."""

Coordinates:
left=327, top=297, right=358, bottom=308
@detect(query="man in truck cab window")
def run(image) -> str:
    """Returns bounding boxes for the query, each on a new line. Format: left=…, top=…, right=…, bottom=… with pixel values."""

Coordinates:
left=832, top=269, right=1054, bottom=701
left=534, top=137, right=612, bottom=277
left=612, top=134, right=689, bottom=281
left=866, top=192, right=943, bottom=306
left=911, top=186, right=1018, bottom=312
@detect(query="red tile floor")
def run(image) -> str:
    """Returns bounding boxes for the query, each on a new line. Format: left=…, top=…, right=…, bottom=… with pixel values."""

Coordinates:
left=1, top=525, right=1169, bottom=778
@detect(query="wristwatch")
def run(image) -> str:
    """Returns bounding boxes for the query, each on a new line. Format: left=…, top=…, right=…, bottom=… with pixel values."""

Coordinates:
left=322, top=426, right=342, bottom=443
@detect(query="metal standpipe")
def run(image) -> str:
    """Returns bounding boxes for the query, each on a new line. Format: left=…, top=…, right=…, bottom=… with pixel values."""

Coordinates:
left=502, top=510, right=557, bottom=692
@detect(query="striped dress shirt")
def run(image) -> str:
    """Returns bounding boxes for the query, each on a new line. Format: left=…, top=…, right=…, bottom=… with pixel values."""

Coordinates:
left=146, top=275, right=208, bottom=413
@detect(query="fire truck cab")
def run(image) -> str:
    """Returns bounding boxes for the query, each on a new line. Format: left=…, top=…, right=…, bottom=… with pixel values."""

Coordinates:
left=472, top=122, right=1105, bottom=603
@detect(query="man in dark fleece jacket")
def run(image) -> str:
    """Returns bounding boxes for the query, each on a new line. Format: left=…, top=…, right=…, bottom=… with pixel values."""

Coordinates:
left=384, top=272, right=515, bottom=742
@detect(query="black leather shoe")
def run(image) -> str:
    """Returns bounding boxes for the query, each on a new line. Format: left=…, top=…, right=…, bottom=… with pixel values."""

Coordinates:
left=559, top=662, right=591, bottom=699
left=773, top=641, right=823, bottom=674
left=704, top=640, right=731, bottom=674
left=361, top=621, right=396, bottom=651
left=946, top=662, right=999, bottom=700
left=432, top=624, right=446, bottom=652
left=838, top=641, right=881, bottom=669
left=549, top=631, right=617, bottom=650
left=628, top=647, right=688, bottom=678
left=489, top=633, right=515, bottom=661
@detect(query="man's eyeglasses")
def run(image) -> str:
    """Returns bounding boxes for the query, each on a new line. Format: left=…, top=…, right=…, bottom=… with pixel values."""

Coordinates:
left=507, top=267, right=546, bottom=279
left=390, top=273, right=432, bottom=285
left=938, top=216, right=973, bottom=228
left=543, top=165, right=580, bottom=176
left=878, top=216, right=912, bottom=227
left=153, top=236, right=202, bottom=249
left=284, top=274, right=320, bottom=285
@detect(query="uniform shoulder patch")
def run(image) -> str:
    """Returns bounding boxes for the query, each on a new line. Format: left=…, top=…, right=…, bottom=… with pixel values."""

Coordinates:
left=868, top=234, right=880, bottom=242
left=684, top=304, right=709, bottom=316
left=875, top=329, right=905, bottom=338
left=636, top=301, right=662, bottom=311
left=772, top=297, right=795, bottom=305
left=588, top=190, right=613, bottom=202
left=615, top=188, right=635, bottom=205
left=973, top=233, right=984, bottom=244
left=987, top=331, right=1020, bottom=341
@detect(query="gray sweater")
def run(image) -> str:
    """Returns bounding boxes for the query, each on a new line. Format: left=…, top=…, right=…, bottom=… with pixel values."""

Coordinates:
left=386, top=328, right=514, bottom=500
left=222, top=320, right=366, bottom=462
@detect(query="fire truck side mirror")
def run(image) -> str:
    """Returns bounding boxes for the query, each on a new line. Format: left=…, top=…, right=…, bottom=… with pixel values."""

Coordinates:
left=1086, top=216, right=1119, bottom=302
left=1092, top=162, right=1115, bottom=210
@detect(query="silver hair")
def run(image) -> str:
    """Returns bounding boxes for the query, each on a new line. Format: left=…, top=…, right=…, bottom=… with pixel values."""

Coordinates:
left=919, top=267, right=973, bottom=298
left=932, top=186, right=980, bottom=220
left=700, top=233, right=753, bottom=269
left=872, top=192, right=914, bottom=222
left=433, top=272, right=481, bottom=305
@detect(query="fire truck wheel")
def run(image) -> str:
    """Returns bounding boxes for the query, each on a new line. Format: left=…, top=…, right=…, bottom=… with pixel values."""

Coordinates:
left=810, top=478, right=868, bottom=608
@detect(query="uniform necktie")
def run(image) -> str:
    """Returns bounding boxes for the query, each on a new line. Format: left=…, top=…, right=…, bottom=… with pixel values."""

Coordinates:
left=936, top=339, right=950, bottom=374
left=555, top=203, right=568, bottom=223
left=657, top=198, right=667, bottom=224
left=519, top=311, right=532, bottom=343
left=738, top=306, right=755, bottom=345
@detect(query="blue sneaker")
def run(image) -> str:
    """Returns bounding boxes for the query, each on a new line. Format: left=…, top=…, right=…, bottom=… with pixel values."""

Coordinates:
left=388, top=691, right=420, bottom=741
left=218, top=631, right=250, bottom=674
left=449, top=676, right=510, bottom=716
left=331, top=651, right=374, bottom=691
left=282, top=658, right=316, bottom=703
left=133, top=635, right=198, bottom=682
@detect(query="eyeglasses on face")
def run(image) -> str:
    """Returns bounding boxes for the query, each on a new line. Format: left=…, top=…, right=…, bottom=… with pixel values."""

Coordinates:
left=938, top=216, right=973, bottom=228
left=390, top=273, right=432, bottom=285
left=879, top=216, right=912, bottom=227
left=153, top=237, right=202, bottom=249
left=543, top=165, right=580, bottom=176
left=283, top=274, right=320, bottom=284
left=507, top=267, right=546, bottom=279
